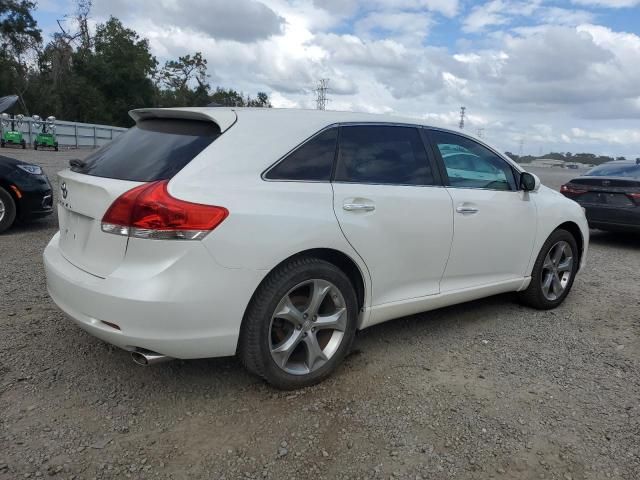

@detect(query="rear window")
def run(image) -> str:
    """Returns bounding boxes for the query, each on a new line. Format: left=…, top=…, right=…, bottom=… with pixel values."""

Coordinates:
left=586, top=163, right=640, bottom=179
left=72, top=119, right=221, bottom=181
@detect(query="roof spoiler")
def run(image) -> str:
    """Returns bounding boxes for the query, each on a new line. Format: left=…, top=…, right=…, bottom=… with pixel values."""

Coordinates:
left=129, top=108, right=237, bottom=133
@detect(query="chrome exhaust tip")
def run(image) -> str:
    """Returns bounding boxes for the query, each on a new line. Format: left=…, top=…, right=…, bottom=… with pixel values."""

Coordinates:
left=131, top=349, right=172, bottom=366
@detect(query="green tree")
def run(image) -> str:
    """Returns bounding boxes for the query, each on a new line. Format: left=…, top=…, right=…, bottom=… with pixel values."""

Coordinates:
left=158, top=52, right=210, bottom=107
left=0, top=0, right=41, bottom=96
left=83, top=17, right=157, bottom=125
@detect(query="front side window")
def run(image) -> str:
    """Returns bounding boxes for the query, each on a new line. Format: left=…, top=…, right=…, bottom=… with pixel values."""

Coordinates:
left=335, top=125, right=435, bottom=185
left=265, top=127, right=338, bottom=181
left=430, top=131, right=516, bottom=191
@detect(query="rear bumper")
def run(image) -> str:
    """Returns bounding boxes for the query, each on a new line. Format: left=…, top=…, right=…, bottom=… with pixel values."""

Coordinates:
left=583, top=205, right=640, bottom=232
left=44, top=232, right=266, bottom=359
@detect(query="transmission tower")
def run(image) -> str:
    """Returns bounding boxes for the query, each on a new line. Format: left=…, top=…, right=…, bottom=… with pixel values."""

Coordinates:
left=476, top=127, right=485, bottom=139
left=459, top=106, right=466, bottom=129
left=315, top=79, right=330, bottom=111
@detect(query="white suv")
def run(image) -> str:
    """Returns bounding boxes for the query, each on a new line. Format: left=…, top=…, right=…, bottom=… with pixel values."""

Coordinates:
left=44, top=108, right=589, bottom=389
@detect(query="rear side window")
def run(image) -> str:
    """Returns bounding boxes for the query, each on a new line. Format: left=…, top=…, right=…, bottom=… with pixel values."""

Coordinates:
left=72, top=119, right=220, bottom=181
left=265, top=128, right=338, bottom=181
left=334, top=126, right=434, bottom=185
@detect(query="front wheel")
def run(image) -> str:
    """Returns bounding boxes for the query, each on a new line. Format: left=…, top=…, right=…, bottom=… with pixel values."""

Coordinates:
left=239, top=257, right=358, bottom=389
left=518, top=229, right=579, bottom=309
left=0, top=187, right=17, bottom=234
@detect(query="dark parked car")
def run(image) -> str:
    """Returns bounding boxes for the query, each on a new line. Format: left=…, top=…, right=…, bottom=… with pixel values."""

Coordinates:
left=0, top=155, right=53, bottom=233
left=560, top=160, right=640, bottom=232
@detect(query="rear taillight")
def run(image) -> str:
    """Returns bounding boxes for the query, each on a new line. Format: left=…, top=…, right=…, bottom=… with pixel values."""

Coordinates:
left=628, top=192, right=640, bottom=205
left=560, top=184, right=587, bottom=196
left=101, top=180, right=228, bottom=240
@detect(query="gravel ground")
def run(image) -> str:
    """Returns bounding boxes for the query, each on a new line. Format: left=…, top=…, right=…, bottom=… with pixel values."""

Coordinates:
left=1, top=150, right=639, bottom=480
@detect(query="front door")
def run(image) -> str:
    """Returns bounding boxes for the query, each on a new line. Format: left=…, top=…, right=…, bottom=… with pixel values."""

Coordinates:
left=427, top=129, right=537, bottom=292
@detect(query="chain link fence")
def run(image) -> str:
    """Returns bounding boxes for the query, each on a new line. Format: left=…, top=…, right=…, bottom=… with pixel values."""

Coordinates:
left=9, top=117, right=127, bottom=148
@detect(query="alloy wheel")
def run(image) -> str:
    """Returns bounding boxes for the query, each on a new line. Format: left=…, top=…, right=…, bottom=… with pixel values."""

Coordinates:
left=541, top=240, right=574, bottom=301
left=269, top=279, right=347, bottom=375
left=0, top=198, right=5, bottom=223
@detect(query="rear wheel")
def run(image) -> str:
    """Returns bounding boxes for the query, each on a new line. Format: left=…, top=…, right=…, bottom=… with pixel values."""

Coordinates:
left=0, top=187, right=17, bottom=234
left=34, top=142, right=38, bottom=150
left=239, top=257, right=358, bottom=390
left=518, top=229, right=579, bottom=309
left=21, top=140, right=26, bottom=149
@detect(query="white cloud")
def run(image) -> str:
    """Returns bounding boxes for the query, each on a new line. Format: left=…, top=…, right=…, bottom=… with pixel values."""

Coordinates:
left=572, top=0, right=640, bottom=7
left=81, top=0, right=640, bottom=158
left=463, top=0, right=510, bottom=33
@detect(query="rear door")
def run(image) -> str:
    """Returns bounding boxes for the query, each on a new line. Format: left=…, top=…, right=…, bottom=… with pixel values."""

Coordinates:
left=332, top=125, right=453, bottom=306
left=57, top=116, right=223, bottom=277
left=427, top=129, right=537, bottom=291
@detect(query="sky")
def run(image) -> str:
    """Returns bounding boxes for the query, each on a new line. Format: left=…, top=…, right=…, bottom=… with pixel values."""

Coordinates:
left=33, top=0, right=640, bottom=158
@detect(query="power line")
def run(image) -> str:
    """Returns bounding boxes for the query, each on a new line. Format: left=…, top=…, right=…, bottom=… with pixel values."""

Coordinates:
left=315, top=78, right=330, bottom=111
left=459, top=106, right=466, bottom=129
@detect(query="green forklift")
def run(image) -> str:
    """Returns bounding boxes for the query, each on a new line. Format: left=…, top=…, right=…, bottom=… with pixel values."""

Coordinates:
left=32, top=115, right=59, bottom=151
left=0, top=95, right=27, bottom=149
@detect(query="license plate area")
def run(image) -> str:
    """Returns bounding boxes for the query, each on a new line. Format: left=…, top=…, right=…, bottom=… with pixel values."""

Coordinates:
left=578, top=192, right=633, bottom=207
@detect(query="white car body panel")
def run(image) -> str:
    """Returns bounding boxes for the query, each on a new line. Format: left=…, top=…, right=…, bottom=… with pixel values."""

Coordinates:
left=441, top=188, right=537, bottom=291
left=332, top=183, right=453, bottom=304
left=43, top=107, right=589, bottom=360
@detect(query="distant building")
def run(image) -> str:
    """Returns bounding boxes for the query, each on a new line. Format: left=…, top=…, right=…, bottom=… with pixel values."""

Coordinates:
left=531, top=158, right=566, bottom=168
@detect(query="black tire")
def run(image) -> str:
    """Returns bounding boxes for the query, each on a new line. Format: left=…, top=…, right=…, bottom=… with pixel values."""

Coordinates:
left=0, top=187, right=17, bottom=234
left=238, top=256, right=358, bottom=390
left=518, top=229, right=579, bottom=309
left=54, top=143, right=59, bottom=151
left=21, top=140, right=26, bottom=149
left=34, top=142, right=38, bottom=150
left=0, top=140, right=5, bottom=148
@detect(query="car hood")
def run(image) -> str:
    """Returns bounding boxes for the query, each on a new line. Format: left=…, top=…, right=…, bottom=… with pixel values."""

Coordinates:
left=0, top=154, right=38, bottom=168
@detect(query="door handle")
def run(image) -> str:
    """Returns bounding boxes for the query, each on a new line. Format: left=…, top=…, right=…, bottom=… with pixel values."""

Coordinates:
left=343, top=203, right=375, bottom=212
left=456, top=206, right=479, bottom=214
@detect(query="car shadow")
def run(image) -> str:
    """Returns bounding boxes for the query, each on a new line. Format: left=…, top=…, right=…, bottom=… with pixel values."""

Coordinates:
left=110, top=292, right=521, bottom=394
left=589, top=229, right=640, bottom=250
left=7, top=217, right=57, bottom=234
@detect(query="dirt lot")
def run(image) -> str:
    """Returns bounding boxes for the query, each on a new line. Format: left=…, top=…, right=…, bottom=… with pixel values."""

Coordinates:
left=1, top=150, right=639, bottom=480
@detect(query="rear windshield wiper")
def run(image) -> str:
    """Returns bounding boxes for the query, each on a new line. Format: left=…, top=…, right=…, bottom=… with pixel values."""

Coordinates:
left=69, top=158, right=86, bottom=170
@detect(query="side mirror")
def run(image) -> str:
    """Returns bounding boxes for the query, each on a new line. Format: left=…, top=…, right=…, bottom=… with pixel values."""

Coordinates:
left=520, top=172, right=540, bottom=192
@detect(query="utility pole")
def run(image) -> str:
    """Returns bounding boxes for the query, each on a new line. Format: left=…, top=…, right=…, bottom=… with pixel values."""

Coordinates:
left=476, top=127, right=485, bottom=139
left=519, top=138, right=525, bottom=157
left=315, top=79, right=330, bottom=111
left=459, top=106, right=466, bottom=130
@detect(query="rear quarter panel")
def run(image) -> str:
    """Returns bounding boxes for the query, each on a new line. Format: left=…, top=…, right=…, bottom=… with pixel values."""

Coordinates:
left=167, top=111, right=373, bottom=316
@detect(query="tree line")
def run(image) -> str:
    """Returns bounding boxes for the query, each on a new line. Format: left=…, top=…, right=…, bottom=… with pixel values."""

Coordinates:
left=505, top=151, right=637, bottom=166
left=0, top=0, right=271, bottom=127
